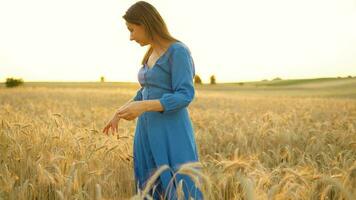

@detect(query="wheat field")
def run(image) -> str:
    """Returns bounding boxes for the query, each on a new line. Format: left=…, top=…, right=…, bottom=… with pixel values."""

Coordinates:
left=0, top=81, right=355, bottom=200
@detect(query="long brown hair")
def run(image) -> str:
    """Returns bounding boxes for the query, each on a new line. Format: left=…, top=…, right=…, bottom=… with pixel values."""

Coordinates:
left=122, top=1, right=180, bottom=65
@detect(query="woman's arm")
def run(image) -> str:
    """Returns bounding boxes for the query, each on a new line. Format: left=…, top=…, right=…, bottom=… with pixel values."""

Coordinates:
left=141, top=100, right=164, bottom=112
left=116, top=47, right=195, bottom=118
left=115, top=100, right=157, bottom=120
left=158, top=47, right=195, bottom=114
left=124, top=97, right=135, bottom=107
left=114, top=86, right=143, bottom=116
left=114, top=97, right=135, bottom=116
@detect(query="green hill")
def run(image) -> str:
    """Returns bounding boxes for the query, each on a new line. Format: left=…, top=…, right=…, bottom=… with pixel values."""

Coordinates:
left=195, top=77, right=356, bottom=98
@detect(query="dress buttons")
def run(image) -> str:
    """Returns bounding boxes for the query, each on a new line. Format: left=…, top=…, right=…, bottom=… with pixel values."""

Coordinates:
left=143, top=68, right=148, bottom=99
left=147, top=86, right=149, bottom=99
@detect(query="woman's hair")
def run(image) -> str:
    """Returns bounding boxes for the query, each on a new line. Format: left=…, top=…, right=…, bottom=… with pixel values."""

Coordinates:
left=122, top=1, right=180, bottom=65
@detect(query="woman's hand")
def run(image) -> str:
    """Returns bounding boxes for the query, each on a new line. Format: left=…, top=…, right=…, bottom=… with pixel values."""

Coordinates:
left=102, top=113, right=120, bottom=136
left=102, top=101, right=146, bottom=135
left=116, top=101, right=146, bottom=121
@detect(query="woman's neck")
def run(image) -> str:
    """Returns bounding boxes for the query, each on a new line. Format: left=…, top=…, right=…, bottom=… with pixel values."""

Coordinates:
left=150, top=39, right=172, bottom=55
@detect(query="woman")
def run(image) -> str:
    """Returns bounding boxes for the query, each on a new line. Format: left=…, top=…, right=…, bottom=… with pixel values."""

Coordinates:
left=102, top=1, right=203, bottom=199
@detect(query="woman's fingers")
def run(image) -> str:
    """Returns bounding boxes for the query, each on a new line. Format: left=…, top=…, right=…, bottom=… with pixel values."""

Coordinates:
left=103, top=122, right=113, bottom=135
left=113, top=123, right=118, bottom=135
left=103, top=124, right=109, bottom=135
left=103, top=111, right=123, bottom=136
left=103, top=109, right=134, bottom=135
left=110, top=125, right=115, bottom=135
left=115, top=123, right=118, bottom=134
left=106, top=125, right=111, bottom=135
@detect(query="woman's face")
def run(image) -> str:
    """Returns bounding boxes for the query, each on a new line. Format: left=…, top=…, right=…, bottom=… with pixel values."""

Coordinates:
left=125, top=22, right=149, bottom=46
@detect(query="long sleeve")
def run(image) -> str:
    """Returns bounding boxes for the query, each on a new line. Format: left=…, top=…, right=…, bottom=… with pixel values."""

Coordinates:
left=158, top=47, right=195, bottom=114
left=133, top=87, right=144, bottom=101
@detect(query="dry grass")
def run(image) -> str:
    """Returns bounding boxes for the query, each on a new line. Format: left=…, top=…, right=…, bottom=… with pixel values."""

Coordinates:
left=0, top=85, right=355, bottom=199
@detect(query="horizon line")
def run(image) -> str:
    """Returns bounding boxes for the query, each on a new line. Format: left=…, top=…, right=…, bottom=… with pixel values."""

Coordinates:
left=1, top=75, right=355, bottom=84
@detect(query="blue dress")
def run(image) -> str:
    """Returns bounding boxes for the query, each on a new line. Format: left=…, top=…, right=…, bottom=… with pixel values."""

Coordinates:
left=132, top=41, right=203, bottom=199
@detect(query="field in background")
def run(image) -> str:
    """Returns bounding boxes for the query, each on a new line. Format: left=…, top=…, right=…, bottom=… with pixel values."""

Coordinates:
left=0, top=77, right=355, bottom=199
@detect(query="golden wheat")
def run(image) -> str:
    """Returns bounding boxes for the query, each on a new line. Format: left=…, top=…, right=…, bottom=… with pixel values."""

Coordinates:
left=0, top=85, right=355, bottom=199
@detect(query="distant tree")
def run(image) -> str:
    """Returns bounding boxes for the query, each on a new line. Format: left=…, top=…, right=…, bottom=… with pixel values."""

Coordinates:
left=337, top=76, right=342, bottom=79
left=100, top=76, right=105, bottom=82
left=273, top=77, right=282, bottom=81
left=347, top=75, right=352, bottom=78
left=238, top=82, right=244, bottom=86
left=194, top=75, right=202, bottom=84
left=5, top=77, right=24, bottom=88
left=210, top=75, right=216, bottom=84
left=262, top=79, right=269, bottom=82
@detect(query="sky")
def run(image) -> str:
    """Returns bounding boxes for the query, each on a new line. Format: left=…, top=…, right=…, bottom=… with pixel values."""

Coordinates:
left=0, top=0, right=355, bottom=83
